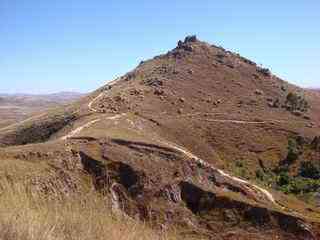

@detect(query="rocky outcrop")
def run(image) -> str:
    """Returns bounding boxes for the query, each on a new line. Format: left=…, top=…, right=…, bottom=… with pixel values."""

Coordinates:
left=59, top=138, right=319, bottom=239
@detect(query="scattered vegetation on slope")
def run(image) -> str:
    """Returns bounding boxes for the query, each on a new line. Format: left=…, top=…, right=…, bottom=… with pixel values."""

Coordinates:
left=255, top=136, right=320, bottom=203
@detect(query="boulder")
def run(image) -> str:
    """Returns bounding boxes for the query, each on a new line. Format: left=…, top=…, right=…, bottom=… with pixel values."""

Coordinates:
left=255, top=89, right=264, bottom=95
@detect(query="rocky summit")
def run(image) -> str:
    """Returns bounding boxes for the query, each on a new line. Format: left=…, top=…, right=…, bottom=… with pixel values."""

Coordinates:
left=1, top=36, right=320, bottom=239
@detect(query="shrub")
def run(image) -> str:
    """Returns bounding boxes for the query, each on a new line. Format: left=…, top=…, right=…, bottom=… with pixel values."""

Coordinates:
left=286, top=138, right=300, bottom=163
left=277, top=172, right=290, bottom=186
left=280, top=138, right=300, bottom=167
left=299, top=162, right=320, bottom=179
left=285, top=92, right=309, bottom=113
left=288, top=178, right=320, bottom=194
left=255, top=169, right=264, bottom=181
left=257, top=67, right=271, bottom=76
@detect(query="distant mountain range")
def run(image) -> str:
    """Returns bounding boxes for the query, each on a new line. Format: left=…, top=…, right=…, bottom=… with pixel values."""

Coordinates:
left=307, top=88, right=320, bottom=91
left=0, top=92, right=84, bottom=106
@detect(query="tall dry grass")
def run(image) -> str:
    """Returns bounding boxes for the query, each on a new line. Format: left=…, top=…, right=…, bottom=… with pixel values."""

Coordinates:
left=0, top=180, right=178, bottom=240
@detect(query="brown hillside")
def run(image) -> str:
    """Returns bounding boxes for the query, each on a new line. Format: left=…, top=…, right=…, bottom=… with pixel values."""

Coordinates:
left=0, top=36, right=320, bottom=239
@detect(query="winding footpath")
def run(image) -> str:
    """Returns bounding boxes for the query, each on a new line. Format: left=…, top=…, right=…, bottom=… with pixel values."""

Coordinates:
left=61, top=78, right=124, bottom=140
left=61, top=119, right=101, bottom=140
left=216, top=169, right=276, bottom=203
left=162, top=140, right=308, bottom=218
left=61, top=114, right=126, bottom=140
left=197, top=118, right=305, bottom=125
left=88, top=92, right=105, bottom=113
left=159, top=140, right=277, bottom=204
left=88, top=77, right=122, bottom=112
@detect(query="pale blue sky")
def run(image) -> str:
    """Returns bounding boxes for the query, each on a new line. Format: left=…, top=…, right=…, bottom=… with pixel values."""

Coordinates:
left=1, top=1, right=319, bottom=94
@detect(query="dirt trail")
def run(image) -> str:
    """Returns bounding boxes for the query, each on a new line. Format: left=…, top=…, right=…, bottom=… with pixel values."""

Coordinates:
left=61, top=113, right=126, bottom=140
left=119, top=115, right=278, bottom=205
left=88, top=77, right=121, bottom=112
left=166, top=140, right=309, bottom=217
left=215, top=169, right=276, bottom=203
left=159, top=140, right=277, bottom=204
left=88, top=93, right=105, bottom=112
left=160, top=111, right=306, bottom=125
left=199, top=119, right=272, bottom=124
left=61, top=119, right=101, bottom=140
left=197, top=118, right=305, bottom=125
left=62, top=77, right=124, bottom=140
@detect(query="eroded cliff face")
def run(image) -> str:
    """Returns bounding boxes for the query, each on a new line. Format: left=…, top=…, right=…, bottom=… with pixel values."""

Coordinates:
left=1, top=36, right=320, bottom=239
left=1, top=133, right=319, bottom=239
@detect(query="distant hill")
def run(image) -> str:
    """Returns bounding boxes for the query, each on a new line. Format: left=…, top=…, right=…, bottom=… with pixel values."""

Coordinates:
left=307, top=88, right=320, bottom=92
left=0, top=92, right=84, bottom=106
left=0, top=92, right=84, bottom=128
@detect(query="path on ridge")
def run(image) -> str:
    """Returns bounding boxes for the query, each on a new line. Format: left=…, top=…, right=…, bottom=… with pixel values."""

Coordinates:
left=61, top=114, right=125, bottom=140
left=88, top=77, right=121, bottom=113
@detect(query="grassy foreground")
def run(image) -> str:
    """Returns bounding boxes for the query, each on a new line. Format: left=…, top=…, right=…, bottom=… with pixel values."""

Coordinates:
left=0, top=180, right=179, bottom=240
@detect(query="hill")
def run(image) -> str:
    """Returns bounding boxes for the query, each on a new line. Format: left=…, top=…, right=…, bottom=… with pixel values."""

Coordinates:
left=0, top=36, right=320, bottom=239
left=0, top=92, right=83, bottom=129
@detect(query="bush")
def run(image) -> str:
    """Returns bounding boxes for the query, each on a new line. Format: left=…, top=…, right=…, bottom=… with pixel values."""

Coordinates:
left=255, top=169, right=264, bottom=181
left=280, top=138, right=300, bottom=167
left=285, top=92, right=309, bottom=113
left=299, top=161, right=320, bottom=179
left=288, top=178, right=320, bottom=194
left=277, top=172, right=290, bottom=186
left=257, top=67, right=271, bottom=76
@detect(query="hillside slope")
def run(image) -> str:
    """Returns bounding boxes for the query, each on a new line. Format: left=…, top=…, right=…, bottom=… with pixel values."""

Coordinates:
left=0, top=36, right=320, bottom=239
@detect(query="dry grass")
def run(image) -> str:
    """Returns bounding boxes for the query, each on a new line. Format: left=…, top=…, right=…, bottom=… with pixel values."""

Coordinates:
left=0, top=180, right=178, bottom=240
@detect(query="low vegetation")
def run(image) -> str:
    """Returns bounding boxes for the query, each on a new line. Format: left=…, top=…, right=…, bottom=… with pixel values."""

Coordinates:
left=0, top=180, right=178, bottom=240
left=233, top=159, right=250, bottom=179
left=255, top=137, right=320, bottom=201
